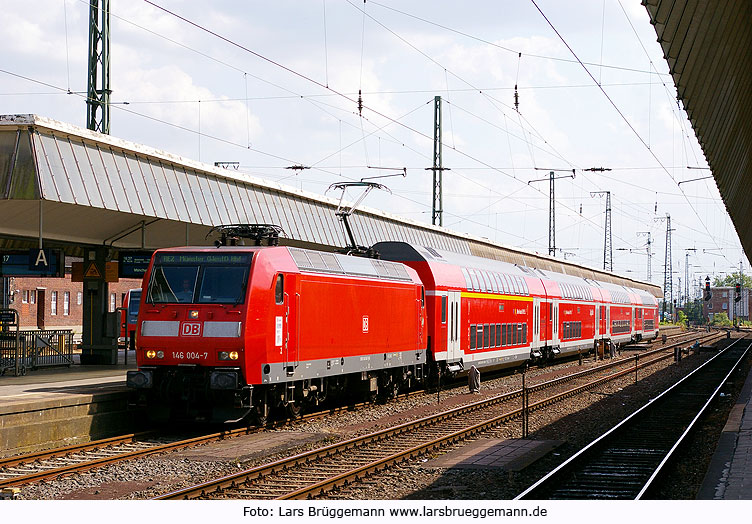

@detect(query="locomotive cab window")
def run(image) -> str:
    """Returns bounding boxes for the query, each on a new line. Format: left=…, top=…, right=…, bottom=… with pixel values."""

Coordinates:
left=275, top=274, right=284, bottom=304
left=146, top=252, right=253, bottom=305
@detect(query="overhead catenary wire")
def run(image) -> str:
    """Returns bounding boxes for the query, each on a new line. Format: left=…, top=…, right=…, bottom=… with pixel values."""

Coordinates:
left=9, top=1, right=741, bottom=271
left=366, top=0, right=671, bottom=77
left=529, top=0, right=731, bottom=265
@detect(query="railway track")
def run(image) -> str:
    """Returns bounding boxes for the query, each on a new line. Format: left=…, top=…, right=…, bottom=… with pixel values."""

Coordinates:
left=0, top=429, right=263, bottom=489
left=155, top=331, right=725, bottom=500
left=515, top=336, right=750, bottom=500
left=2, top=330, right=721, bottom=493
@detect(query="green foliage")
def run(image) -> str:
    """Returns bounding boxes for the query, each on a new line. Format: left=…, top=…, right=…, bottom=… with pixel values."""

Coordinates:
left=712, top=272, right=752, bottom=288
left=709, top=312, right=733, bottom=327
left=676, top=310, right=688, bottom=326
left=682, top=299, right=705, bottom=325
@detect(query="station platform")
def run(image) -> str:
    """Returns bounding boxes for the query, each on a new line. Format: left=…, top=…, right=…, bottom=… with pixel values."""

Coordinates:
left=698, top=362, right=752, bottom=499
left=0, top=350, right=141, bottom=457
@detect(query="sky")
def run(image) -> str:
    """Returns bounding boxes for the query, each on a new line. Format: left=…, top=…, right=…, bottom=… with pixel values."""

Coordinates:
left=1, top=0, right=746, bottom=302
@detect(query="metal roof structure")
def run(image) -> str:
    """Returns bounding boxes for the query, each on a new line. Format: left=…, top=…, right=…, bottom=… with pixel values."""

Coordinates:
left=0, top=114, right=661, bottom=297
left=644, top=0, right=752, bottom=259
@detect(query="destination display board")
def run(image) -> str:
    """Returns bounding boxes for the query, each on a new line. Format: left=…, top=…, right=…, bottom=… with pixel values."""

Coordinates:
left=0, top=249, right=64, bottom=277
left=154, top=253, right=253, bottom=265
left=118, top=251, right=154, bottom=278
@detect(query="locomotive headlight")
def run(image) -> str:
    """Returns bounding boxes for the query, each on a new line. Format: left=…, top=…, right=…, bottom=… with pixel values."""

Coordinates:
left=218, top=350, right=240, bottom=361
left=189, top=310, right=199, bottom=319
left=146, top=350, right=156, bottom=359
left=229, top=351, right=239, bottom=360
left=156, top=350, right=164, bottom=359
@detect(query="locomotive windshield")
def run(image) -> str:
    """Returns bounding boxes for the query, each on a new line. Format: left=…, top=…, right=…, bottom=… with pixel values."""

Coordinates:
left=146, top=252, right=253, bottom=304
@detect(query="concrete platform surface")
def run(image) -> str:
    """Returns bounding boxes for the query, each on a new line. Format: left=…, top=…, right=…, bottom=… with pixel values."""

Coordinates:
left=425, top=438, right=563, bottom=471
left=698, top=363, right=752, bottom=499
left=0, top=350, right=139, bottom=456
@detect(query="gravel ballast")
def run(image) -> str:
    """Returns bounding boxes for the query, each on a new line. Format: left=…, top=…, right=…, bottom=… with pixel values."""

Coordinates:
left=17, top=336, right=742, bottom=500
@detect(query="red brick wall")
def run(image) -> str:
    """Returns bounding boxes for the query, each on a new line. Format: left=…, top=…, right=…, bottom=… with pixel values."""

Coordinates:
left=8, top=273, right=142, bottom=335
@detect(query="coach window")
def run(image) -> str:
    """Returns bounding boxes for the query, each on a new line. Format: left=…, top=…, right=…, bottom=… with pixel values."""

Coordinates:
left=470, top=325, right=476, bottom=349
left=441, top=295, right=447, bottom=323
left=275, top=274, right=284, bottom=304
left=523, top=323, right=527, bottom=344
left=490, top=323, right=496, bottom=347
left=496, top=324, right=501, bottom=347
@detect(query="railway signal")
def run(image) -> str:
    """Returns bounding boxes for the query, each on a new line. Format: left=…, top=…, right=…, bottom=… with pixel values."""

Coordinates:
left=704, top=276, right=712, bottom=301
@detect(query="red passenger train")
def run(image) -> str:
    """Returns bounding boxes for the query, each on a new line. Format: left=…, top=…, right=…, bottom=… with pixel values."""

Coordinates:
left=127, top=241, right=659, bottom=422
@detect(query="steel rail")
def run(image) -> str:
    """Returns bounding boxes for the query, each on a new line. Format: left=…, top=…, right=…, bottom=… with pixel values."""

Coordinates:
left=4, top=329, right=715, bottom=492
left=0, top=433, right=150, bottom=469
left=514, top=336, right=747, bottom=500
left=158, top=333, right=719, bottom=500
left=278, top=338, right=720, bottom=499
left=0, top=426, right=261, bottom=488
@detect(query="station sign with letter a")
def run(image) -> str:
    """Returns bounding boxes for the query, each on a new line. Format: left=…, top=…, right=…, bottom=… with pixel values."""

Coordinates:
left=0, top=249, right=63, bottom=277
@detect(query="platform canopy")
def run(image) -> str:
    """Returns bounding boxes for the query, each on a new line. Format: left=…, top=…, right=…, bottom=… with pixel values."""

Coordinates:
left=645, top=0, right=752, bottom=260
left=0, top=114, right=661, bottom=297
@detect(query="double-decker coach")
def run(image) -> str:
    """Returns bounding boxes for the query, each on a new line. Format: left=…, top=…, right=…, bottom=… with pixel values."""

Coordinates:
left=375, top=241, right=659, bottom=373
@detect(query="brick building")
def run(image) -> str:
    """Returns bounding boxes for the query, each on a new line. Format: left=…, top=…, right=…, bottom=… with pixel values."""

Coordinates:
left=703, top=286, right=750, bottom=323
left=6, top=273, right=142, bottom=338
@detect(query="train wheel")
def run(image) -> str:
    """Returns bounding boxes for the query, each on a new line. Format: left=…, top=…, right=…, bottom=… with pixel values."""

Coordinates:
left=286, top=402, right=302, bottom=418
left=254, top=402, right=270, bottom=426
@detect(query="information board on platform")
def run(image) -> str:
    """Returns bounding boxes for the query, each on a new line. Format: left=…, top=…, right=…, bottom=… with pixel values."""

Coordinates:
left=0, top=249, right=64, bottom=277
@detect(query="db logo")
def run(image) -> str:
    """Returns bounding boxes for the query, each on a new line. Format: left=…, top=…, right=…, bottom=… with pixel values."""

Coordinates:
left=181, top=322, right=202, bottom=336
left=362, top=316, right=369, bottom=333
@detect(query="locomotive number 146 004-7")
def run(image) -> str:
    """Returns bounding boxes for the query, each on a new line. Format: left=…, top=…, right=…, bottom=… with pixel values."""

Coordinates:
left=172, top=351, right=209, bottom=360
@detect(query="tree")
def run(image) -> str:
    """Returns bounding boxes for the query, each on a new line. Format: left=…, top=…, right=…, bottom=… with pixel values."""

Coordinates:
left=712, top=272, right=752, bottom=288
left=709, top=312, right=732, bottom=327
left=683, top=299, right=705, bottom=324
left=676, top=310, right=688, bottom=327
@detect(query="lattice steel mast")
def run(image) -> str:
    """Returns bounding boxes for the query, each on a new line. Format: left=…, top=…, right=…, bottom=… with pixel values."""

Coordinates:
left=655, top=214, right=673, bottom=319
left=87, top=0, right=111, bottom=134
left=637, top=231, right=652, bottom=281
left=427, top=96, right=449, bottom=226
left=591, top=191, right=612, bottom=271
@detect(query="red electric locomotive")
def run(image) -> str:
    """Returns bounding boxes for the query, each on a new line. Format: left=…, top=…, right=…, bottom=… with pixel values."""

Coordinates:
left=127, top=245, right=427, bottom=422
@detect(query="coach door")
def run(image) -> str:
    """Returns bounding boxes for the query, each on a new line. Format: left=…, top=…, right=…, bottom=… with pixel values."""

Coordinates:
left=532, top=297, right=541, bottom=348
left=595, top=305, right=603, bottom=338
left=447, top=291, right=462, bottom=361
left=551, top=300, right=560, bottom=346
